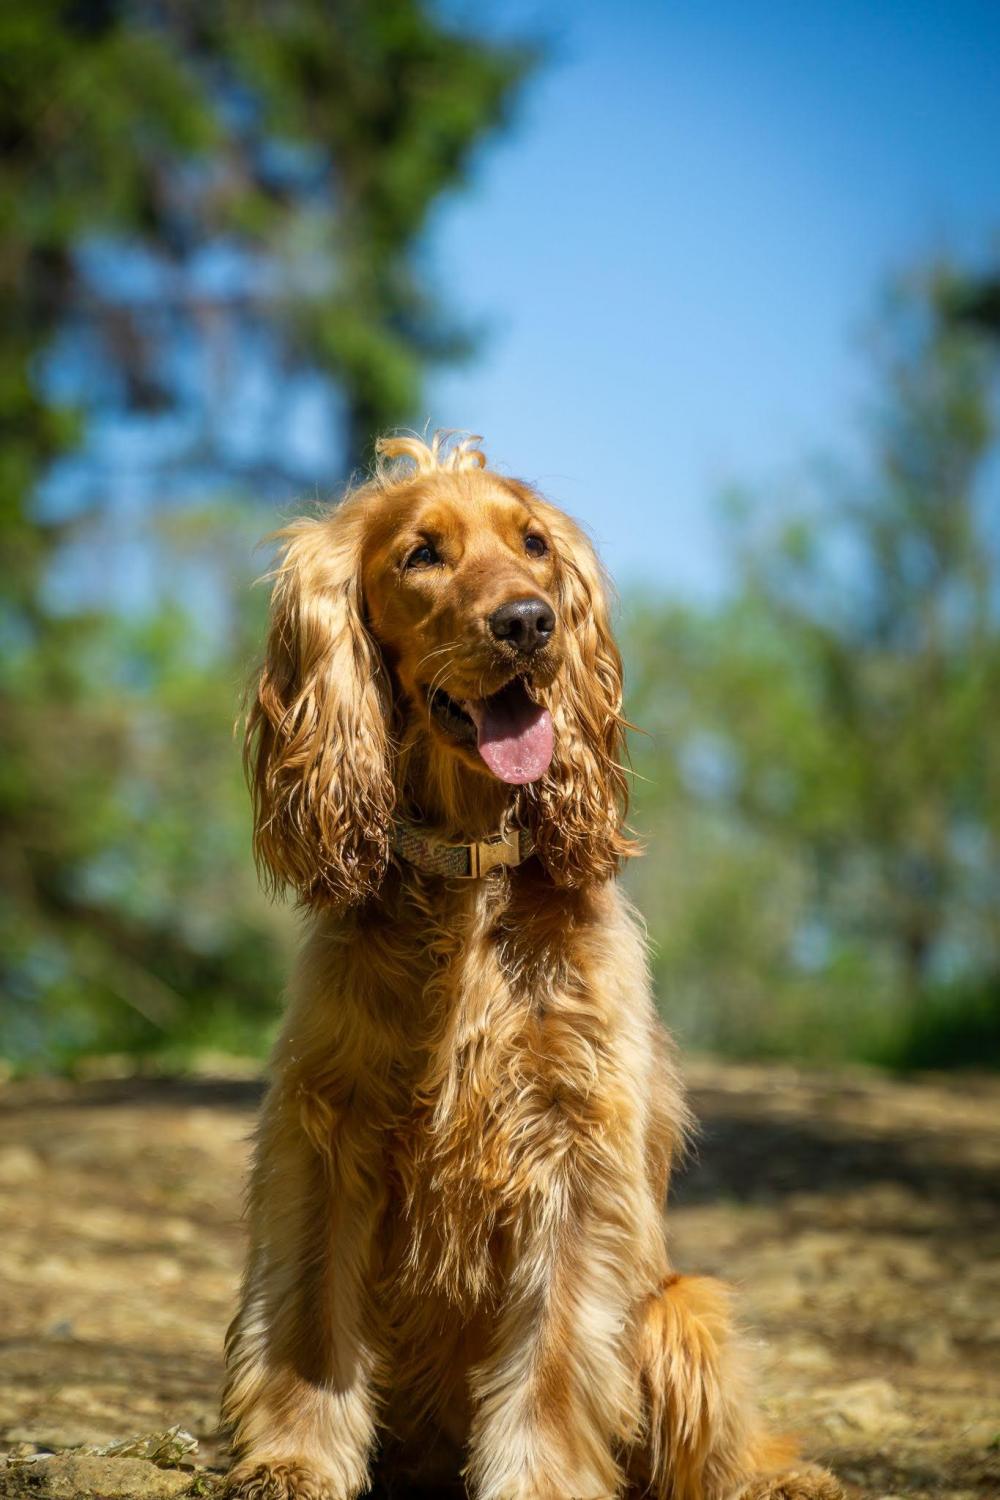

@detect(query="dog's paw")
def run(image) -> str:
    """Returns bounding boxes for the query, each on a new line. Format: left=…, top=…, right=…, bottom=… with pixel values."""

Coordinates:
left=738, top=1467, right=845, bottom=1500
left=225, top=1461, right=349, bottom=1500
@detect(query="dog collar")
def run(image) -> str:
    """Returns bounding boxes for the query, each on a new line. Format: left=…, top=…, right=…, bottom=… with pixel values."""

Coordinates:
left=392, top=820, right=535, bottom=879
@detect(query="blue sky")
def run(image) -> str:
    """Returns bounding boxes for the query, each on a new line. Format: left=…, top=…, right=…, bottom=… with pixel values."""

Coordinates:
left=425, top=0, right=1000, bottom=595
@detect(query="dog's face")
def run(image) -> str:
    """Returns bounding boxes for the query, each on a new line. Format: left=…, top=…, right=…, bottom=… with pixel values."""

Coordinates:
left=361, top=471, right=563, bottom=785
left=245, top=435, right=632, bottom=906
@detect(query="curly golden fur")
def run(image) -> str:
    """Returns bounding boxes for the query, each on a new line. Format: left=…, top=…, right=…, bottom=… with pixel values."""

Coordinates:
left=223, top=434, right=841, bottom=1500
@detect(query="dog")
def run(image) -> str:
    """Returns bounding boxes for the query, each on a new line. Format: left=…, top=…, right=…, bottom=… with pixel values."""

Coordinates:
left=222, top=433, right=841, bottom=1500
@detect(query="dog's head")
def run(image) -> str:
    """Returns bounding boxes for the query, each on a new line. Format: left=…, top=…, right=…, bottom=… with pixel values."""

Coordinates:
left=245, top=433, right=633, bottom=906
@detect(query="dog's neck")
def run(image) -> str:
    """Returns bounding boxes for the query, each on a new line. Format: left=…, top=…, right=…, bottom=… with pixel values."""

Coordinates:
left=397, top=732, right=520, bottom=842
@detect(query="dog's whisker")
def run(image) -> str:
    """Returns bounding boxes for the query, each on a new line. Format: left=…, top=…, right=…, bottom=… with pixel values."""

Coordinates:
left=414, top=638, right=463, bottom=675
left=425, top=653, right=459, bottom=704
left=422, top=651, right=464, bottom=735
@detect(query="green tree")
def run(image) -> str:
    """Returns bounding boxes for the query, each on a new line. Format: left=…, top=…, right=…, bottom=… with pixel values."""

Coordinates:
left=226, top=0, right=533, bottom=463
left=626, top=276, right=1000, bottom=1064
left=944, top=268, right=1000, bottom=340
left=0, top=0, right=534, bottom=1067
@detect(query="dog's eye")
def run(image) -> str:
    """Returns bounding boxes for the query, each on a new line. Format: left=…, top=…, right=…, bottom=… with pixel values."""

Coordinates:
left=405, top=542, right=439, bottom=569
left=524, top=534, right=548, bottom=558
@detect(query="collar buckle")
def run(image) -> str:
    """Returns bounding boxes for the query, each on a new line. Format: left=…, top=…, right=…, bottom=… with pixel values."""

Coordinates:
left=464, top=827, right=522, bottom=879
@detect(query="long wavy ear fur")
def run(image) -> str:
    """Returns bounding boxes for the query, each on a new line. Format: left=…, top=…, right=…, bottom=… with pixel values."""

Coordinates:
left=244, top=498, right=395, bottom=908
left=527, top=503, right=635, bottom=885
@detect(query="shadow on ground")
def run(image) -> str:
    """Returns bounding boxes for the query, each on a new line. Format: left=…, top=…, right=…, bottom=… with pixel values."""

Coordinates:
left=0, top=1060, right=998, bottom=1499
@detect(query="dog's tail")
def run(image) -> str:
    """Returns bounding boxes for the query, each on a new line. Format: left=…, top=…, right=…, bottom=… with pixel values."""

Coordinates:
left=630, top=1273, right=799, bottom=1500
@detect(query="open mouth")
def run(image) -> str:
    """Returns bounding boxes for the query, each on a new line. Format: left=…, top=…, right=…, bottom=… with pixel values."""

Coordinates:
left=427, top=676, right=554, bottom=785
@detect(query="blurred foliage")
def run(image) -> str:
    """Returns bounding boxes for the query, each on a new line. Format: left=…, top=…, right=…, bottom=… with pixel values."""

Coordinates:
left=0, top=0, right=534, bottom=1069
left=1, top=550, right=288, bottom=1066
left=2, top=2, right=998, bottom=1075
left=625, top=276, right=1000, bottom=1067
left=940, top=267, right=1000, bottom=341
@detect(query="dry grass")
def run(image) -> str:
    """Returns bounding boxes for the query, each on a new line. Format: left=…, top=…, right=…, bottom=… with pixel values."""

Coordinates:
left=0, top=1060, right=997, bottom=1498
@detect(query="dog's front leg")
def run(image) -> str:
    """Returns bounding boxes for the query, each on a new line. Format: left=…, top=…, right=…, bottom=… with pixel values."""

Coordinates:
left=222, top=1081, right=384, bottom=1500
left=464, top=1194, right=638, bottom=1500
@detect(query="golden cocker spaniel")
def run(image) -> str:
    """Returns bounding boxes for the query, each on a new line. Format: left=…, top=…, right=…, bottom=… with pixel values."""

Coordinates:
left=222, top=433, right=840, bottom=1500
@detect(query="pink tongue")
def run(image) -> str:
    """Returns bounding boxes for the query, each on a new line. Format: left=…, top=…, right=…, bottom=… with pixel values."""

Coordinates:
left=463, top=690, right=554, bottom=784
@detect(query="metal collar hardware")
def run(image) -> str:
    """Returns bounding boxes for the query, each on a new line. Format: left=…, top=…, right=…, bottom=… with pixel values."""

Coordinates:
left=392, top=821, right=533, bottom=879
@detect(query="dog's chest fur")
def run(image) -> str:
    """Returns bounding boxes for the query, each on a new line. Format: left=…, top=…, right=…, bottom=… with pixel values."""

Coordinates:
left=367, top=873, right=616, bottom=1307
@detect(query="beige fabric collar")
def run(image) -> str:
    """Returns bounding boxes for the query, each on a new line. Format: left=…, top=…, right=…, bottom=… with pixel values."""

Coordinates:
left=392, top=820, right=535, bottom=879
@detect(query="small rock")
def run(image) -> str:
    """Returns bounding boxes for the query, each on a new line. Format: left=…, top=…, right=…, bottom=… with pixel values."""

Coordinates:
left=780, top=1342, right=836, bottom=1374
left=0, top=1147, right=42, bottom=1185
left=4, top=1443, right=38, bottom=1461
left=17, top=1454, right=193, bottom=1498
left=162, top=1219, right=195, bottom=1246
left=2, top=1427, right=108, bottom=1453
left=98, top=1429, right=198, bottom=1467
left=895, top=1322, right=954, bottom=1365
left=816, top=1376, right=910, bottom=1438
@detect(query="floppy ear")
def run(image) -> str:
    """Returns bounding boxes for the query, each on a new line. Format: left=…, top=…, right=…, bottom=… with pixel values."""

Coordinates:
left=529, top=509, right=635, bottom=886
left=244, top=500, right=395, bottom=908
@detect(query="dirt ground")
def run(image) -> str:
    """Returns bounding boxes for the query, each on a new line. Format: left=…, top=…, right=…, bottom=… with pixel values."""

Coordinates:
left=0, top=1058, right=998, bottom=1499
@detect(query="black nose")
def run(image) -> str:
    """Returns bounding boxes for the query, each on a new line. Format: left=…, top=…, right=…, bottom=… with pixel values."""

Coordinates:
left=488, top=597, right=556, bottom=656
